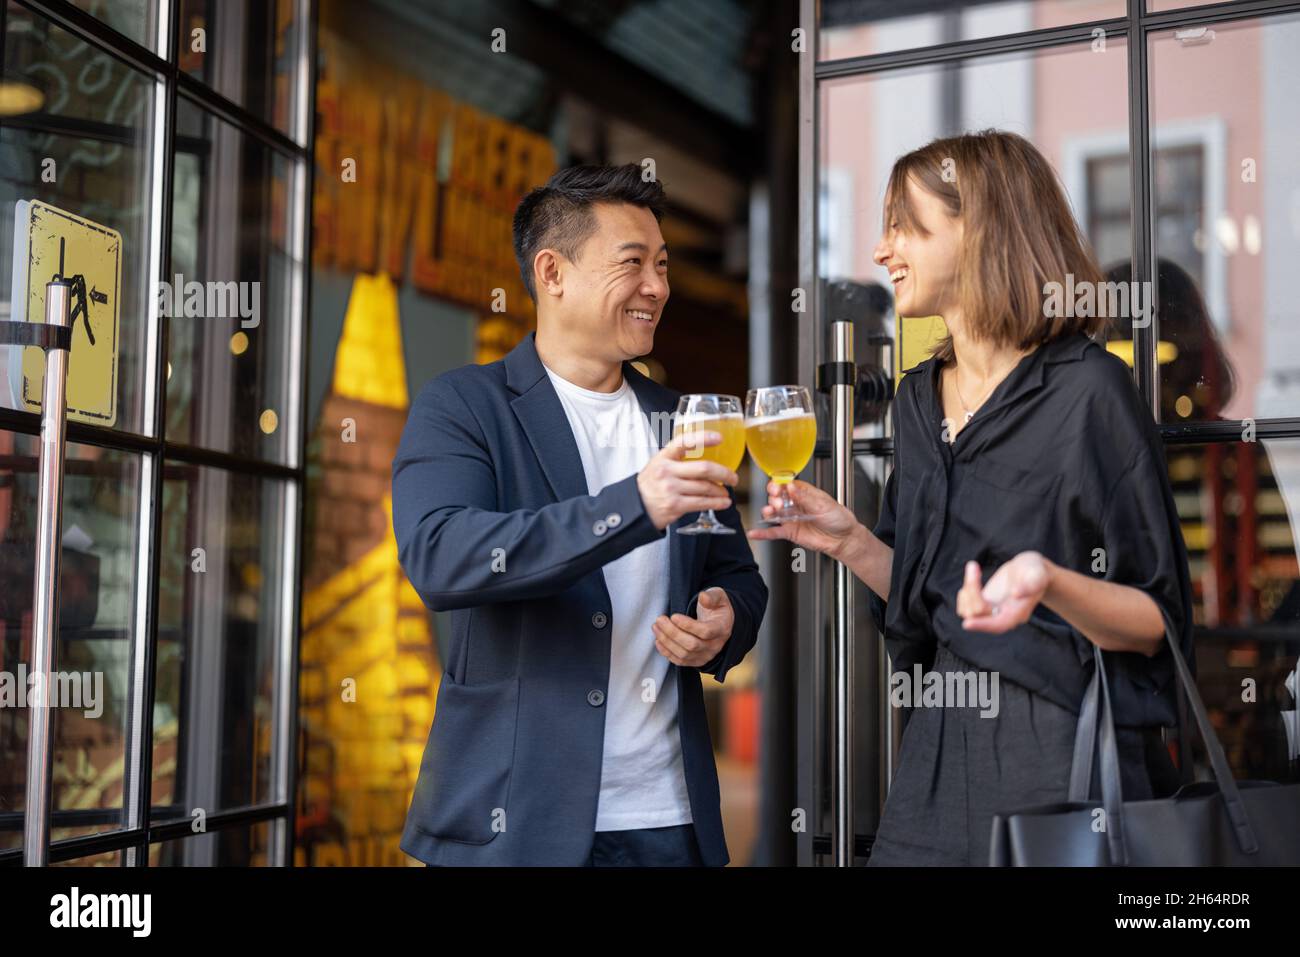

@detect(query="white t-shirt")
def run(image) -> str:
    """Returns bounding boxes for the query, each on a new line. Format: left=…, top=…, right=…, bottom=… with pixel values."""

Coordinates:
left=542, top=363, right=693, bottom=831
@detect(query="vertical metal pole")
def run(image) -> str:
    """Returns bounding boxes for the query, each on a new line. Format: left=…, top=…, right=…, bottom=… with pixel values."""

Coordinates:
left=24, top=280, right=73, bottom=867
left=1128, top=0, right=1158, bottom=418
left=830, top=319, right=855, bottom=865
left=795, top=0, right=820, bottom=867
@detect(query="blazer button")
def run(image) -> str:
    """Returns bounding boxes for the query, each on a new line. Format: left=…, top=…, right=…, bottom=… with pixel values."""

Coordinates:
left=592, top=520, right=608, bottom=536
left=605, top=512, right=621, bottom=528
left=591, top=612, right=608, bottom=629
left=587, top=689, right=605, bottom=707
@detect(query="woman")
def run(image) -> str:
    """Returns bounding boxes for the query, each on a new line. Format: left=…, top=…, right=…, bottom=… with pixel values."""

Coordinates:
left=750, top=130, right=1194, bottom=866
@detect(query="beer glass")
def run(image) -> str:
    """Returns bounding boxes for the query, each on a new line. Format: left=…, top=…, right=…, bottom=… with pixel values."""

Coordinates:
left=672, top=394, right=745, bottom=535
left=745, top=386, right=816, bottom=523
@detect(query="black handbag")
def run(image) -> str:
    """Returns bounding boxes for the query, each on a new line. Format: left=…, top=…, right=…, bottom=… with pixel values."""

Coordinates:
left=989, top=612, right=1300, bottom=865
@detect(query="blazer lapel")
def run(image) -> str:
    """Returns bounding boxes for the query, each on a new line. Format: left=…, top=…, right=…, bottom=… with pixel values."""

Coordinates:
left=506, top=332, right=591, bottom=503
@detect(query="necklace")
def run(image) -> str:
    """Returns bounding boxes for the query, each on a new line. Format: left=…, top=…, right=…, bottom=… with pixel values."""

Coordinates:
left=951, top=366, right=999, bottom=422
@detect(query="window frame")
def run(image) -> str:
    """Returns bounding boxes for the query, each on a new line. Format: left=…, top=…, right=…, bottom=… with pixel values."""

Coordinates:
left=0, top=0, right=315, bottom=867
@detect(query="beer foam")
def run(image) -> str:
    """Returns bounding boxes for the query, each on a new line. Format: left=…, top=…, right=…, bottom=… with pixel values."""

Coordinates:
left=676, top=412, right=744, bottom=425
left=744, top=410, right=815, bottom=427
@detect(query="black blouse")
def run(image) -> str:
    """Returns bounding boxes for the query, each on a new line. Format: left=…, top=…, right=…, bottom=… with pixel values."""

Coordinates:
left=868, top=331, right=1195, bottom=728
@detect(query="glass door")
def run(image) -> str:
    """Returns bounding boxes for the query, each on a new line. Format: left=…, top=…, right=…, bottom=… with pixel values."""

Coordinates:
left=0, top=0, right=314, bottom=866
left=800, top=0, right=1300, bottom=866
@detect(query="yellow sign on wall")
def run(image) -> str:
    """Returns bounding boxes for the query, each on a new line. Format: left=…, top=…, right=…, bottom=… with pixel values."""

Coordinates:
left=896, top=315, right=948, bottom=383
left=12, top=200, right=121, bottom=426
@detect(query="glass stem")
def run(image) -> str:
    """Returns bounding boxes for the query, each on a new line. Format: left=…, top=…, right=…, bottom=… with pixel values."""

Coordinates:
left=777, top=473, right=795, bottom=515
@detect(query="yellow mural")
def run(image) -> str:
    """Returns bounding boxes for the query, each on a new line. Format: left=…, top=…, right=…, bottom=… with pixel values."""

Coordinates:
left=297, top=272, right=439, bottom=866
left=331, top=272, right=408, bottom=408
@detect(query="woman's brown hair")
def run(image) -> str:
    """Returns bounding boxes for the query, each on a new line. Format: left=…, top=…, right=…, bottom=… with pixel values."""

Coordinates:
left=883, top=129, right=1112, bottom=364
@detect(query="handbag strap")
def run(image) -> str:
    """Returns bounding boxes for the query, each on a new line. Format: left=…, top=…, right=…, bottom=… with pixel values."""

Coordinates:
left=1067, top=657, right=1100, bottom=799
left=1175, top=673, right=1195, bottom=786
left=1068, top=608, right=1260, bottom=859
left=1158, top=608, right=1259, bottom=854
left=1068, top=644, right=1128, bottom=863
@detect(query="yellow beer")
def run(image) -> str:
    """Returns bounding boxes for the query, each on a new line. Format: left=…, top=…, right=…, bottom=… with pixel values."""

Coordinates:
left=673, top=413, right=746, bottom=472
left=745, top=411, right=816, bottom=481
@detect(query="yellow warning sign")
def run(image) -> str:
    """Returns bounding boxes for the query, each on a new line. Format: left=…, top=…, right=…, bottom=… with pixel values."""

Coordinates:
left=13, top=200, right=121, bottom=426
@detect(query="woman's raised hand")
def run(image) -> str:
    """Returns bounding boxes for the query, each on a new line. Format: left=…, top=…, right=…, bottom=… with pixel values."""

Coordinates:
left=746, top=479, right=866, bottom=560
left=956, top=553, right=1050, bottom=632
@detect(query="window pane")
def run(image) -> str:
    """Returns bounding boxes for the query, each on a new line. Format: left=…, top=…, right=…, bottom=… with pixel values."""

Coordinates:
left=1147, top=0, right=1228, bottom=11
left=67, top=0, right=158, bottom=49
left=153, top=462, right=286, bottom=823
left=176, top=0, right=304, bottom=141
left=150, top=820, right=273, bottom=865
left=819, top=0, right=1125, bottom=61
left=819, top=39, right=1129, bottom=432
left=52, top=847, right=124, bottom=865
left=167, top=95, right=297, bottom=463
left=0, top=3, right=158, bottom=435
left=1147, top=14, right=1300, bottom=424
left=0, top=432, right=144, bottom=850
left=1167, top=439, right=1300, bottom=783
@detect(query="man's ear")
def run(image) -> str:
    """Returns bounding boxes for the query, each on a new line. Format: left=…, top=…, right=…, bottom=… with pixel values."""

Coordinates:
left=534, top=249, right=564, bottom=299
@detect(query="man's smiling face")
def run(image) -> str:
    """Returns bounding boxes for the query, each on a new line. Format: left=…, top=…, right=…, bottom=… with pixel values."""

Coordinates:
left=553, top=201, right=669, bottom=362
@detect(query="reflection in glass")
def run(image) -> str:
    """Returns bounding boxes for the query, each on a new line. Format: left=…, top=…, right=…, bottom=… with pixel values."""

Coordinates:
left=0, top=3, right=157, bottom=434
left=153, top=462, right=285, bottom=833
left=1147, top=14, right=1300, bottom=423
left=51, top=847, right=123, bottom=866
left=67, top=0, right=157, bottom=48
left=150, top=821, right=272, bottom=865
left=176, top=0, right=303, bottom=141
left=850, top=452, right=892, bottom=848
left=0, top=432, right=143, bottom=851
left=1166, top=439, right=1300, bottom=784
left=818, top=39, right=1128, bottom=431
left=819, top=0, right=1125, bottom=62
left=168, top=95, right=297, bottom=463
left=1147, top=0, right=1228, bottom=12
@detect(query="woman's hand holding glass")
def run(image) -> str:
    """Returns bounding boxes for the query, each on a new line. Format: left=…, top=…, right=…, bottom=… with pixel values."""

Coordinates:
left=744, top=386, right=816, bottom=523
left=745, top=478, right=867, bottom=561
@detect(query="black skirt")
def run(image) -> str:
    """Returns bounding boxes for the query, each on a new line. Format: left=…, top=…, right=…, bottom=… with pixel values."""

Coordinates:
left=867, top=643, right=1179, bottom=866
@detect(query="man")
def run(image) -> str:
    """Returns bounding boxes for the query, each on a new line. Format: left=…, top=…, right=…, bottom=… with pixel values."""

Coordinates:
left=393, top=164, right=768, bottom=866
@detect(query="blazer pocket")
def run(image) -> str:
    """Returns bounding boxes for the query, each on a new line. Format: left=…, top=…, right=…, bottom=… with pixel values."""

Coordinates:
left=409, top=673, right=519, bottom=844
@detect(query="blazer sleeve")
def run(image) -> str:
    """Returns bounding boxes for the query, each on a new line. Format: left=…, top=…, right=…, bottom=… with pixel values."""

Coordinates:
left=687, top=485, right=769, bottom=684
left=392, top=377, right=665, bottom=611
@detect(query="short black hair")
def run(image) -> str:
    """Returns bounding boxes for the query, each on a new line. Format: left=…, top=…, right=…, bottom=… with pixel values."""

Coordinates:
left=512, top=163, right=666, bottom=302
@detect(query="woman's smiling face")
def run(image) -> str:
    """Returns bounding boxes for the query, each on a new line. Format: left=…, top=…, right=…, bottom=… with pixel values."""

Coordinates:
left=873, top=175, right=963, bottom=320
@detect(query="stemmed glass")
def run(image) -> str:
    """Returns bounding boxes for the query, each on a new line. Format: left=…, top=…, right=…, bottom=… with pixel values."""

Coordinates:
left=673, top=394, right=745, bottom=535
left=745, top=386, right=816, bottom=524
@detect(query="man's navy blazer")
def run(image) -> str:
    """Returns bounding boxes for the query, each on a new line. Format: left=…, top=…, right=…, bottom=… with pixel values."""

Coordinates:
left=392, top=331, right=768, bottom=866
